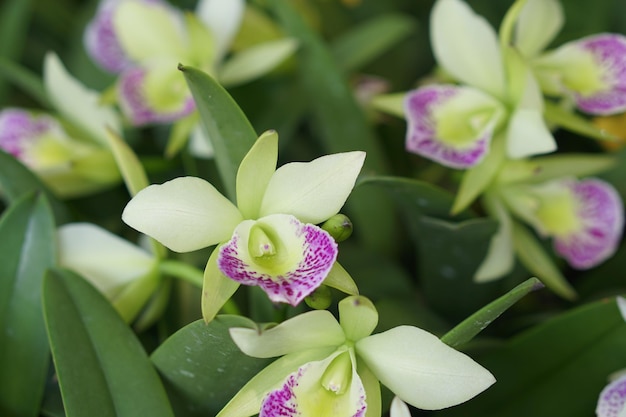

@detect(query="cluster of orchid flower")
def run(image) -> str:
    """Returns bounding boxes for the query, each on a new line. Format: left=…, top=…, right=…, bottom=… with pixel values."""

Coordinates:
left=1, top=0, right=626, bottom=415
left=376, top=0, right=626, bottom=293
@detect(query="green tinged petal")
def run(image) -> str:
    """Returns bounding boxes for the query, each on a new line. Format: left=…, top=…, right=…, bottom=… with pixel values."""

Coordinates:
left=202, top=246, right=240, bottom=323
left=43, top=52, right=120, bottom=146
left=216, top=347, right=336, bottom=417
left=195, top=0, right=245, bottom=60
left=219, top=38, right=298, bottom=87
left=122, top=177, right=242, bottom=252
left=473, top=194, right=515, bottom=282
left=259, top=151, right=366, bottom=224
left=57, top=223, right=155, bottom=298
left=339, top=295, right=378, bottom=342
left=430, top=0, right=505, bottom=99
left=390, top=396, right=412, bottom=417
left=229, top=310, right=345, bottom=358
left=105, top=128, right=148, bottom=197
left=358, top=360, right=381, bottom=417
left=236, top=130, right=278, bottom=219
left=323, top=262, right=359, bottom=296
left=356, top=326, right=496, bottom=410
left=113, top=1, right=187, bottom=62
left=514, top=0, right=563, bottom=57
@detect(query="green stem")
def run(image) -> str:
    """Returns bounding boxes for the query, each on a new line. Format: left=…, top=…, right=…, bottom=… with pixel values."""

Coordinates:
left=158, top=259, right=241, bottom=315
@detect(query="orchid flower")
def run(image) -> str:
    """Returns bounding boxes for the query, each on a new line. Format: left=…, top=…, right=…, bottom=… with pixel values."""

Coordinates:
left=57, top=223, right=161, bottom=323
left=390, top=397, right=412, bottom=417
left=375, top=0, right=556, bottom=169
left=596, top=373, right=626, bottom=417
left=0, top=53, right=120, bottom=197
left=84, top=0, right=297, bottom=139
left=501, top=177, right=624, bottom=269
left=217, top=295, right=495, bottom=417
left=122, top=131, right=364, bottom=320
left=514, top=0, right=626, bottom=115
left=476, top=167, right=624, bottom=284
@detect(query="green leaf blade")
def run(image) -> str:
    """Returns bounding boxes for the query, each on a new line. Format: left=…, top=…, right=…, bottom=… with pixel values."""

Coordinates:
left=179, top=65, right=257, bottom=200
left=151, top=316, right=272, bottom=417
left=0, top=193, right=56, bottom=417
left=43, top=269, right=175, bottom=417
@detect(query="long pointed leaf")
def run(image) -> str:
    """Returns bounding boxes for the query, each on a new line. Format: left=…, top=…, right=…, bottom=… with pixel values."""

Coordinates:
left=43, top=269, right=175, bottom=417
left=268, top=0, right=396, bottom=254
left=0, top=193, right=56, bottom=417
left=441, top=277, right=544, bottom=347
left=179, top=65, right=257, bottom=200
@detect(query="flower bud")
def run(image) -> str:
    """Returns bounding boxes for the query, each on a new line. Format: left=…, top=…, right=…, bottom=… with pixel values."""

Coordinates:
left=304, top=284, right=332, bottom=310
left=321, top=214, right=353, bottom=243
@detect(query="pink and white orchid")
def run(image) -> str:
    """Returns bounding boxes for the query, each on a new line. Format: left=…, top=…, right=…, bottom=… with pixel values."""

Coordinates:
left=515, top=0, right=626, bottom=115
left=393, top=0, right=557, bottom=169
left=217, top=295, right=495, bottom=417
left=0, top=53, right=120, bottom=197
left=596, top=373, right=626, bottom=417
left=122, top=131, right=364, bottom=320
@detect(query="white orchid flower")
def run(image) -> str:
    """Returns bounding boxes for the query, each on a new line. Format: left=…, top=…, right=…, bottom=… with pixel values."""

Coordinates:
left=217, top=295, right=495, bottom=417
left=84, top=0, right=297, bottom=130
left=57, top=223, right=161, bottom=322
left=515, top=0, right=626, bottom=115
left=122, top=131, right=364, bottom=320
left=500, top=177, right=624, bottom=269
left=399, top=0, right=556, bottom=169
left=0, top=53, right=120, bottom=197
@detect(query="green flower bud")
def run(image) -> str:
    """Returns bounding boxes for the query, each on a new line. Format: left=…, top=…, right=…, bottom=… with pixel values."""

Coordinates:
left=321, top=214, right=353, bottom=243
left=305, top=284, right=332, bottom=310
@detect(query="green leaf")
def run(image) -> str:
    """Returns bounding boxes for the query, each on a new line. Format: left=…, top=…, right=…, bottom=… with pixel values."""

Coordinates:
left=179, top=64, right=257, bottom=200
left=0, top=150, right=67, bottom=221
left=151, top=316, right=273, bottom=417
left=544, top=100, right=618, bottom=142
left=42, top=269, right=174, bottom=417
left=331, top=13, right=417, bottom=73
left=439, top=298, right=626, bottom=417
left=512, top=221, right=577, bottom=300
left=359, top=175, right=471, bottom=220
left=105, top=128, right=148, bottom=197
left=0, top=193, right=56, bottom=417
left=441, top=277, right=544, bottom=347
left=268, top=0, right=396, bottom=255
left=0, top=57, right=51, bottom=108
left=415, top=216, right=507, bottom=322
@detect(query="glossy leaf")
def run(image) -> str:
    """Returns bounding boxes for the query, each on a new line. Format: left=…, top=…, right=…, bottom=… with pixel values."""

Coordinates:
left=151, top=316, right=272, bottom=417
left=439, top=299, right=626, bottom=417
left=268, top=0, right=396, bottom=255
left=441, top=277, right=544, bottom=347
left=43, top=269, right=174, bottom=417
left=179, top=64, right=257, bottom=200
left=0, top=193, right=55, bottom=417
left=331, top=13, right=416, bottom=73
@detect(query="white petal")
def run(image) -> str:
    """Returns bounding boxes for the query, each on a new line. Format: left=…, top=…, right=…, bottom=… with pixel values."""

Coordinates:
left=122, top=176, right=242, bottom=252
left=195, top=0, right=245, bottom=60
left=514, top=0, right=563, bottom=57
left=236, top=130, right=278, bottom=219
left=356, top=326, right=495, bottom=410
left=506, top=108, right=556, bottom=159
left=113, top=1, right=187, bottom=62
left=188, top=122, right=215, bottom=158
left=44, top=52, right=121, bottom=145
left=57, top=223, right=154, bottom=297
left=259, top=151, right=366, bottom=224
left=219, top=38, right=298, bottom=87
left=390, top=397, right=412, bottom=417
left=430, top=0, right=505, bottom=98
left=230, top=310, right=345, bottom=358
left=474, top=195, right=515, bottom=282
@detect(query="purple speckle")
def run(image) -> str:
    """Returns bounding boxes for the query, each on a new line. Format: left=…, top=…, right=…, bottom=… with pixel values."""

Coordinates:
left=84, top=0, right=132, bottom=73
left=117, top=66, right=195, bottom=126
left=260, top=367, right=304, bottom=417
left=404, top=85, right=492, bottom=169
left=553, top=179, right=624, bottom=269
left=597, top=374, right=626, bottom=417
left=217, top=216, right=338, bottom=306
left=570, top=34, right=626, bottom=115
